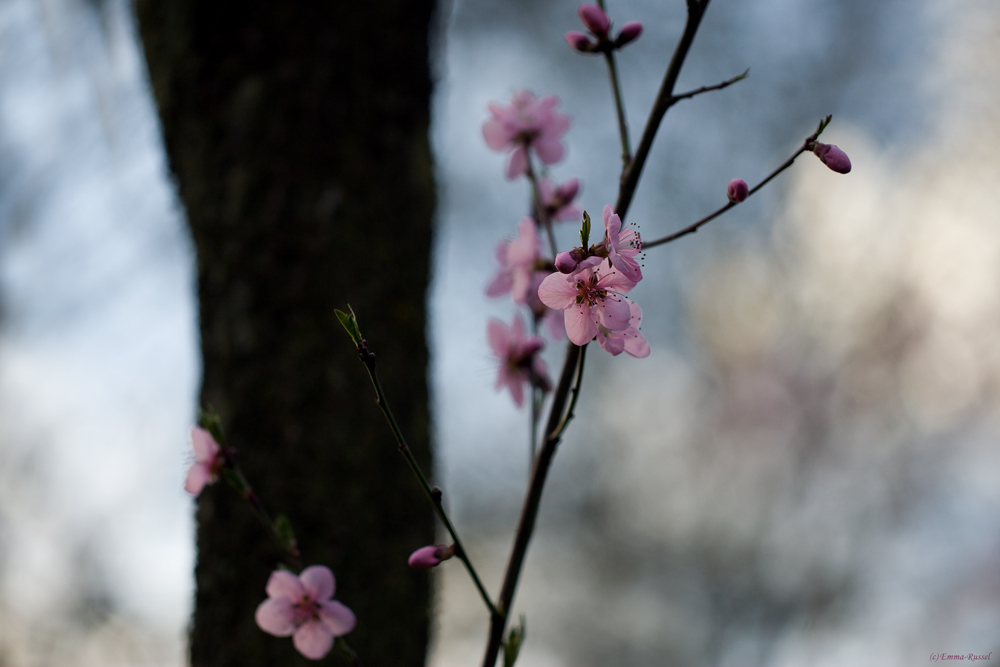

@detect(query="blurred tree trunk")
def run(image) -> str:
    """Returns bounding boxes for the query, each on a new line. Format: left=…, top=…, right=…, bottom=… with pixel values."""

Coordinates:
left=135, top=3, right=437, bottom=665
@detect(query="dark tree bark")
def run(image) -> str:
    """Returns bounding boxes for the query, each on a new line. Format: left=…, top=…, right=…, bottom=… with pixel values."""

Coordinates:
left=135, top=3, right=437, bottom=665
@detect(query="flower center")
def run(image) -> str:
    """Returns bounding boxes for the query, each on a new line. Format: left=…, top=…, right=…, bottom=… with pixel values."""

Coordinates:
left=292, top=597, right=320, bottom=627
left=574, top=275, right=606, bottom=307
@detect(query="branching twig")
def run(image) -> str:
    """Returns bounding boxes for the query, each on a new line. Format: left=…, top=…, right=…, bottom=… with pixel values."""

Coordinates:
left=670, top=68, right=748, bottom=104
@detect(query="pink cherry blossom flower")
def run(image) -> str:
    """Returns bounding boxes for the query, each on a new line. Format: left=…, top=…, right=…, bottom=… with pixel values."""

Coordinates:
left=255, top=565, right=356, bottom=660
left=184, top=426, right=225, bottom=496
left=483, top=91, right=570, bottom=180
left=408, top=544, right=456, bottom=570
left=595, top=301, right=650, bottom=358
left=489, top=315, right=550, bottom=407
left=538, top=256, right=636, bottom=346
left=727, top=178, right=749, bottom=203
left=812, top=142, right=851, bottom=173
left=602, top=204, right=643, bottom=283
left=538, top=177, right=582, bottom=222
left=486, top=218, right=544, bottom=304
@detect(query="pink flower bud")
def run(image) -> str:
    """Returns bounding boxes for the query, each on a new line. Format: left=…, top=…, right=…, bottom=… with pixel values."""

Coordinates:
left=727, top=178, right=749, bottom=203
left=555, top=251, right=580, bottom=274
left=578, top=3, right=610, bottom=37
left=614, top=21, right=643, bottom=48
left=408, top=544, right=456, bottom=570
left=812, top=142, right=852, bottom=174
left=565, top=31, right=597, bottom=53
left=555, top=178, right=580, bottom=203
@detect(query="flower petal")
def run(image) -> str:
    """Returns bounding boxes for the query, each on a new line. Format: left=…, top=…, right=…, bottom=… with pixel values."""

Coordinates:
left=596, top=294, right=631, bottom=331
left=184, top=462, right=211, bottom=496
left=597, top=330, right=625, bottom=356
left=485, top=271, right=513, bottom=297
left=265, top=569, right=305, bottom=600
left=505, top=145, right=529, bottom=180
left=564, top=303, right=598, bottom=345
left=537, top=272, right=578, bottom=310
left=624, top=330, right=650, bottom=358
left=255, top=597, right=297, bottom=637
left=293, top=619, right=335, bottom=660
left=318, top=601, right=357, bottom=636
left=300, top=565, right=335, bottom=602
left=487, top=319, right=510, bottom=357
left=482, top=118, right=510, bottom=151
left=602, top=205, right=620, bottom=239
left=532, top=135, right=564, bottom=165
left=191, top=426, right=219, bottom=462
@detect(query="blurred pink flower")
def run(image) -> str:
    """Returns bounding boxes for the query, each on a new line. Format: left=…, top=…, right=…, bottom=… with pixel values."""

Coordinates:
left=538, top=177, right=582, bottom=222
left=486, top=217, right=543, bottom=304
left=255, top=566, right=356, bottom=660
left=538, top=256, right=636, bottom=346
left=489, top=315, right=550, bottom=407
left=483, top=91, right=570, bottom=179
left=596, top=301, right=650, bottom=357
left=602, top=204, right=642, bottom=283
left=184, top=426, right=224, bottom=496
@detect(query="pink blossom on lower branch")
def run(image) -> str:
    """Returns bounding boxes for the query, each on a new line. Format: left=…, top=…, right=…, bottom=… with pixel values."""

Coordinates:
left=537, top=257, right=636, bottom=347
left=538, top=177, right=582, bottom=222
left=184, top=426, right=224, bottom=495
left=489, top=315, right=551, bottom=407
left=255, top=565, right=356, bottom=660
left=482, top=90, right=570, bottom=179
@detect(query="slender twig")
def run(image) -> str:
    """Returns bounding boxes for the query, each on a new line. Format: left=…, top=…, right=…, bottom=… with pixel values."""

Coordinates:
left=671, top=68, right=748, bottom=104
left=603, top=50, right=632, bottom=166
left=642, top=115, right=832, bottom=249
left=524, top=153, right=559, bottom=258
left=481, top=342, right=585, bottom=667
left=615, top=0, right=712, bottom=221
left=355, top=341, right=498, bottom=618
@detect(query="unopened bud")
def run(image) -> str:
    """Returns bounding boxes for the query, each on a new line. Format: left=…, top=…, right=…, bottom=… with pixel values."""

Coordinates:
left=408, top=544, right=456, bottom=570
left=727, top=178, right=749, bottom=203
left=555, top=251, right=580, bottom=274
left=812, top=142, right=851, bottom=174
left=577, top=3, right=610, bottom=37
left=565, top=31, right=597, bottom=53
left=555, top=178, right=580, bottom=203
left=614, top=21, right=643, bottom=48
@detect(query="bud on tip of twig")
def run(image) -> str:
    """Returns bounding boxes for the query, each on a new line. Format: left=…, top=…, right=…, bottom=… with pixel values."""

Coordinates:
left=408, top=544, right=457, bottom=570
left=812, top=142, right=851, bottom=174
left=577, top=3, right=610, bottom=37
left=727, top=178, right=748, bottom=203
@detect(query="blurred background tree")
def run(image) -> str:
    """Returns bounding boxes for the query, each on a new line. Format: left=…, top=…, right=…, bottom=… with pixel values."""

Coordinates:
left=135, top=2, right=438, bottom=665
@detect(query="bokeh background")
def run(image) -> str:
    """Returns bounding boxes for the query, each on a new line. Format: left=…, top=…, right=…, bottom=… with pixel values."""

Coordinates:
left=1, top=0, right=999, bottom=665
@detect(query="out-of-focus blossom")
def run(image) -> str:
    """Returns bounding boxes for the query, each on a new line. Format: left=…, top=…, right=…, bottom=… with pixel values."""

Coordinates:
left=595, top=301, right=650, bottom=357
left=577, top=4, right=610, bottom=37
left=408, top=544, right=456, bottom=570
left=255, top=566, right=356, bottom=660
left=727, top=178, right=749, bottom=203
left=538, top=257, right=636, bottom=346
left=812, top=142, right=852, bottom=173
left=483, top=91, right=570, bottom=179
left=538, top=177, right=582, bottom=222
left=184, top=426, right=225, bottom=496
left=613, top=21, right=643, bottom=48
left=602, top=204, right=642, bottom=283
left=489, top=315, right=551, bottom=407
left=486, top=217, right=543, bottom=304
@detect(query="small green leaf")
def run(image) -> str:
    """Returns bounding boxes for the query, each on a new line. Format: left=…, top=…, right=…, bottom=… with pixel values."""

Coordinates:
left=335, top=305, right=363, bottom=345
left=502, top=615, right=527, bottom=667
left=274, top=514, right=298, bottom=553
left=580, top=211, right=591, bottom=248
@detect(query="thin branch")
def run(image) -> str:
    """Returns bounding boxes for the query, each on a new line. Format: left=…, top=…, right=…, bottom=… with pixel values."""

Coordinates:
left=481, top=342, right=585, bottom=667
left=643, top=115, right=832, bottom=249
left=524, top=153, right=559, bottom=258
left=603, top=50, right=632, bottom=166
left=615, top=0, right=712, bottom=221
left=670, top=68, right=748, bottom=104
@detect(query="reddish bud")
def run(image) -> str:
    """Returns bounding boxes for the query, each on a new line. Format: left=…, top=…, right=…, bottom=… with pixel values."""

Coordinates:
left=578, top=3, right=610, bottom=37
left=555, top=178, right=580, bottom=203
left=614, top=21, right=643, bottom=48
left=813, top=142, right=852, bottom=174
left=408, top=544, right=456, bottom=570
left=727, top=178, right=749, bottom=203
left=555, top=251, right=580, bottom=274
left=565, top=31, right=598, bottom=53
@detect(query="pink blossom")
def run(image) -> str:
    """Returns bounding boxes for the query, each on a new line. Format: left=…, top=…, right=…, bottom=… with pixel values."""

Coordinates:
left=727, top=178, right=749, bottom=203
left=614, top=21, right=643, bottom=48
left=486, top=218, right=543, bottom=304
left=812, top=142, right=851, bottom=174
left=488, top=315, right=550, bottom=407
left=483, top=91, right=570, bottom=180
left=184, top=426, right=225, bottom=496
left=602, top=204, right=643, bottom=283
left=596, top=301, right=650, bottom=358
left=578, top=4, right=610, bottom=37
left=255, top=566, right=356, bottom=660
left=408, top=544, right=456, bottom=570
left=538, top=257, right=636, bottom=346
left=538, top=177, right=582, bottom=222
